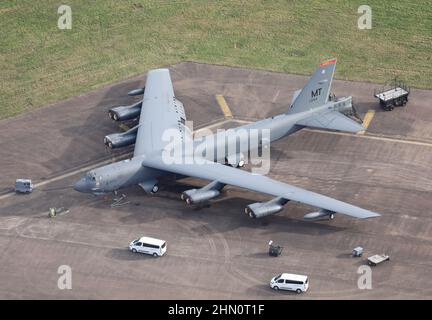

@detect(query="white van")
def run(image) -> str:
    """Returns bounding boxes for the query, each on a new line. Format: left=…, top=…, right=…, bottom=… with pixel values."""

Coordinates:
left=129, top=236, right=167, bottom=257
left=15, top=179, right=33, bottom=193
left=270, top=273, right=309, bottom=293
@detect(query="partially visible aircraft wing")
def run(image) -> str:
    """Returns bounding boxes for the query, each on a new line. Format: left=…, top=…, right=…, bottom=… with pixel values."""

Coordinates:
left=296, top=110, right=365, bottom=133
left=142, top=156, right=380, bottom=219
left=134, top=69, right=190, bottom=156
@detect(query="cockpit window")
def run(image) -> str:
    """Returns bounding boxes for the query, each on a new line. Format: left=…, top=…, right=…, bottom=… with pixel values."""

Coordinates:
left=85, top=172, right=97, bottom=181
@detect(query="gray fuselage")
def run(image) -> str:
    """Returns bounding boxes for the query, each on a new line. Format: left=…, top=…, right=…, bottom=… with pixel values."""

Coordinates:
left=73, top=97, right=352, bottom=194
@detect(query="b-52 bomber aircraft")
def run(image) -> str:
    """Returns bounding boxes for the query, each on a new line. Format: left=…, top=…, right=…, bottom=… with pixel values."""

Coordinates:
left=74, top=59, right=380, bottom=221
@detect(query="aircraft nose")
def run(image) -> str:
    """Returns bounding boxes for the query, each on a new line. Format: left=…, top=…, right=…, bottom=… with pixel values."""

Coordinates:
left=73, top=178, right=88, bottom=193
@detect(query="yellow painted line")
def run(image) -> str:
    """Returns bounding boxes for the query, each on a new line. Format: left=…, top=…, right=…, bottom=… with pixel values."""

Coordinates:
left=118, top=123, right=130, bottom=132
left=358, top=110, right=375, bottom=135
left=215, top=95, right=233, bottom=119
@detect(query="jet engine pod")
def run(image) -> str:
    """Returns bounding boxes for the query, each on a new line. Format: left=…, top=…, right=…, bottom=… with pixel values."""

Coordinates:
left=245, top=202, right=284, bottom=219
left=104, top=131, right=137, bottom=149
left=303, top=209, right=335, bottom=221
left=225, top=152, right=245, bottom=168
left=138, top=179, right=159, bottom=194
left=108, top=100, right=142, bottom=121
left=181, top=189, right=196, bottom=201
left=182, top=189, right=220, bottom=205
left=245, top=197, right=288, bottom=219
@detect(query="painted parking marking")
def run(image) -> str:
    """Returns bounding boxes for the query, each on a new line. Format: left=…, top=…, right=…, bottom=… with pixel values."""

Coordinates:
left=215, top=94, right=233, bottom=119
left=358, top=110, right=375, bottom=135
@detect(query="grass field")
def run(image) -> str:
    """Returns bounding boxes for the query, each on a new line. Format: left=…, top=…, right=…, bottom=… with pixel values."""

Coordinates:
left=0, top=0, right=431, bottom=119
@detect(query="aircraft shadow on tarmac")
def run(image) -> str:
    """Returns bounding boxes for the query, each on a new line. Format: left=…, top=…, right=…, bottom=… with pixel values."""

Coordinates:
left=336, top=253, right=355, bottom=260
left=41, top=79, right=144, bottom=174
left=0, top=177, right=346, bottom=240
left=112, top=183, right=347, bottom=237
left=247, top=284, right=304, bottom=298
left=108, top=248, right=161, bottom=261
left=247, top=252, right=272, bottom=259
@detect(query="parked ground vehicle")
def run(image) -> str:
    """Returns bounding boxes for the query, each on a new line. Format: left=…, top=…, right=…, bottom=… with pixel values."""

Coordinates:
left=15, top=179, right=33, bottom=193
left=270, top=273, right=309, bottom=293
left=367, top=254, right=390, bottom=266
left=352, top=246, right=363, bottom=257
left=129, top=236, right=167, bottom=257
left=268, top=240, right=283, bottom=257
left=374, top=79, right=410, bottom=111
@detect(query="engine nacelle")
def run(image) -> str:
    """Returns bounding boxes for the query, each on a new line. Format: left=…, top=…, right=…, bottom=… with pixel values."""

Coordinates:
left=181, top=189, right=221, bottom=205
left=225, top=152, right=245, bottom=168
left=104, top=131, right=137, bottom=149
left=128, top=87, right=145, bottom=96
left=245, top=202, right=283, bottom=219
left=245, top=197, right=288, bottom=219
left=108, top=100, right=142, bottom=121
left=303, top=209, right=335, bottom=221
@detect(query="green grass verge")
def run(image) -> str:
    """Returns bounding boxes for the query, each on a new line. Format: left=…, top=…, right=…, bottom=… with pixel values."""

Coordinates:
left=0, top=0, right=431, bottom=119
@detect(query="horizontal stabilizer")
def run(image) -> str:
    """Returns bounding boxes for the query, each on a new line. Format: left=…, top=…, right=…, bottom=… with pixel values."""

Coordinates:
left=297, top=110, right=365, bottom=133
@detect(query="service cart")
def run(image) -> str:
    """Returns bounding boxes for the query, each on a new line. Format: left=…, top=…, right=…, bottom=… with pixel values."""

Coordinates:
left=268, top=240, right=283, bottom=257
left=367, top=254, right=390, bottom=266
left=374, top=79, right=410, bottom=111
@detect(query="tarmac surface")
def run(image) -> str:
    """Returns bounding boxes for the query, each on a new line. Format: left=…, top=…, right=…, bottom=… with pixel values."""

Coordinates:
left=0, top=62, right=431, bottom=299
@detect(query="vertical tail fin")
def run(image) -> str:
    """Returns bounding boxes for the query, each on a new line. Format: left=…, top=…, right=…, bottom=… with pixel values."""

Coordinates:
left=288, top=59, right=337, bottom=114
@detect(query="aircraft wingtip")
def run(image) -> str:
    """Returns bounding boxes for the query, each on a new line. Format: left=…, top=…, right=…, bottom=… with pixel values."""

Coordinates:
left=148, top=68, right=170, bottom=76
left=319, top=58, right=337, bottom=67
left=365, top=212, right=381, bottom=219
